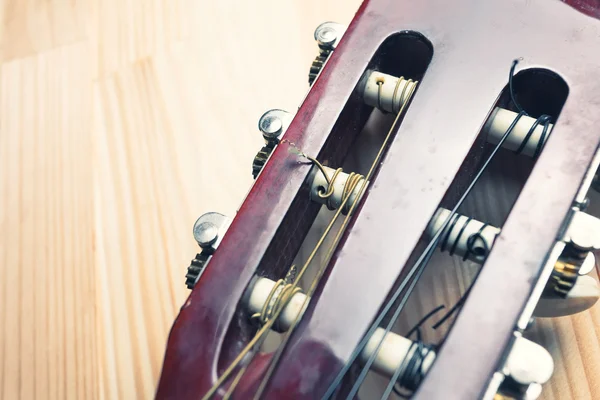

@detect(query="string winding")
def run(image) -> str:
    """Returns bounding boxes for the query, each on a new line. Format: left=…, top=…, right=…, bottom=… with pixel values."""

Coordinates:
left=325, top=59, right=544, bottom=400
left=250, top=277, right=303, bottom=331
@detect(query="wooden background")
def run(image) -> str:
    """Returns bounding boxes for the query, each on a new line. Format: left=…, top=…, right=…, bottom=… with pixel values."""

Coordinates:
left=1, top=0, right=598, bottom=399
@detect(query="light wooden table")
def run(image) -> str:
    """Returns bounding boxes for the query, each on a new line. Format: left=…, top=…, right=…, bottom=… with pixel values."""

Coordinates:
left=0, top=1, right=597, bottom=399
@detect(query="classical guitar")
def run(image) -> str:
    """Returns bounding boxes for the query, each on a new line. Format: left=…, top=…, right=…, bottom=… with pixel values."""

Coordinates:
left=156, top=0, right=600, bottom=398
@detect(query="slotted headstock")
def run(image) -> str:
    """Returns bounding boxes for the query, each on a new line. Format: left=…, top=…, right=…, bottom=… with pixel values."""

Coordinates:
left=156, top=1, right=600, bottom=399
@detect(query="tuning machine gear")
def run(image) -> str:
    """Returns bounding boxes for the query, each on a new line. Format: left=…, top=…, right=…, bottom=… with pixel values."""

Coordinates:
left=186, top=253, right=210, bottom=290
left=252, top=109, right=293, bottom=179
left=308, top=22, right=346, bottom=85
left=185, top=212, right=232, bottom=289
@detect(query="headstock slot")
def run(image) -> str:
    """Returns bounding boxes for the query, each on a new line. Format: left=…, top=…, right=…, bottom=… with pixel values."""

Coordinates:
left=216, top=31, right=433, bottom=376
left=438, top=67, right=569, bottom=225
left=336, top=66, right=571, bottom=398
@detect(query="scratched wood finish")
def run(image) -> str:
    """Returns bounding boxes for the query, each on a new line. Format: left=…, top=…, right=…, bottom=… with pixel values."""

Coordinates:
left=0, top=0, right=597, bottom=399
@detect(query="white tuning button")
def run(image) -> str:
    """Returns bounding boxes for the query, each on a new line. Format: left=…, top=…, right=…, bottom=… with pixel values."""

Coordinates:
left=363, top=71, right=418, bottom=114
left=187, top=212, right=233, bottom=289
left=504, top=335, right=554, bottom=386
left=534, top=275, right=600, bottom=318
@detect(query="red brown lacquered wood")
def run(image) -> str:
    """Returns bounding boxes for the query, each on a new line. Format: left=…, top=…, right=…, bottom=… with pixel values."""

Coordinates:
left=156, top=0, right=600, bottom=399
left=154, top=0, right=374, bottom=397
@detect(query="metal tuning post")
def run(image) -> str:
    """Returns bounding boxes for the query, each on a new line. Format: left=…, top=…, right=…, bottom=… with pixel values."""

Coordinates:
left=308, top=22, right=346, bottom=85
left=185, top=212, right=232, bottom=289
left=252, top=109, right=293, bottom=179
left=483, top=333, right=554, bottom=400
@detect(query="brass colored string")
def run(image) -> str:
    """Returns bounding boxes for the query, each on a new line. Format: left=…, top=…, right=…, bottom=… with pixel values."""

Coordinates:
left=253, top=79, right=418, bottom=399
left=202, top=77, right=417, bottom=400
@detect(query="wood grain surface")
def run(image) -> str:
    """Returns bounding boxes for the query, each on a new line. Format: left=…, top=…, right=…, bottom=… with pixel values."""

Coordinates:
left=0, top=0, right=598, bottom=399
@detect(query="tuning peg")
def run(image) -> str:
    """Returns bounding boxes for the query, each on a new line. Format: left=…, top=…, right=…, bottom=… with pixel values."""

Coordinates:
left=252, top=109, right=293, bottom=179
left=186, top=212, right=232, bottom=289
left=308, top=22, right=346, bottom=85
left=491, top=335, right=554, bottom=400
left=534, top=275, right=600, bottom=317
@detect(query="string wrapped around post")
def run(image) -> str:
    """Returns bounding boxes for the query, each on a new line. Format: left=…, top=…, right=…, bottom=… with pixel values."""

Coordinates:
left=284, top=140, right=367, bottom=214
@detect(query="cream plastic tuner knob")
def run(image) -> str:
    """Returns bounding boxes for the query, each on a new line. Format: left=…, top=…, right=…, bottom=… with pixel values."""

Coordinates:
left=534, top=275, right=600, bottom=318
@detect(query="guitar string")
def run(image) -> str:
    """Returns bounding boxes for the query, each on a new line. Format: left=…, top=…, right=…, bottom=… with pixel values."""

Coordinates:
left=375, top=60, right=553, bottom=400
left=324, top=59, right=535, bottom=399
left=251, top=79, right=417, bottom=399
left=201, top=77, right=415, bottom=399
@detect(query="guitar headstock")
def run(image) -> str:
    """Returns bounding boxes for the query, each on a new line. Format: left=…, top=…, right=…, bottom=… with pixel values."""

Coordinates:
left=157, top=1, right=600, bottom=399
